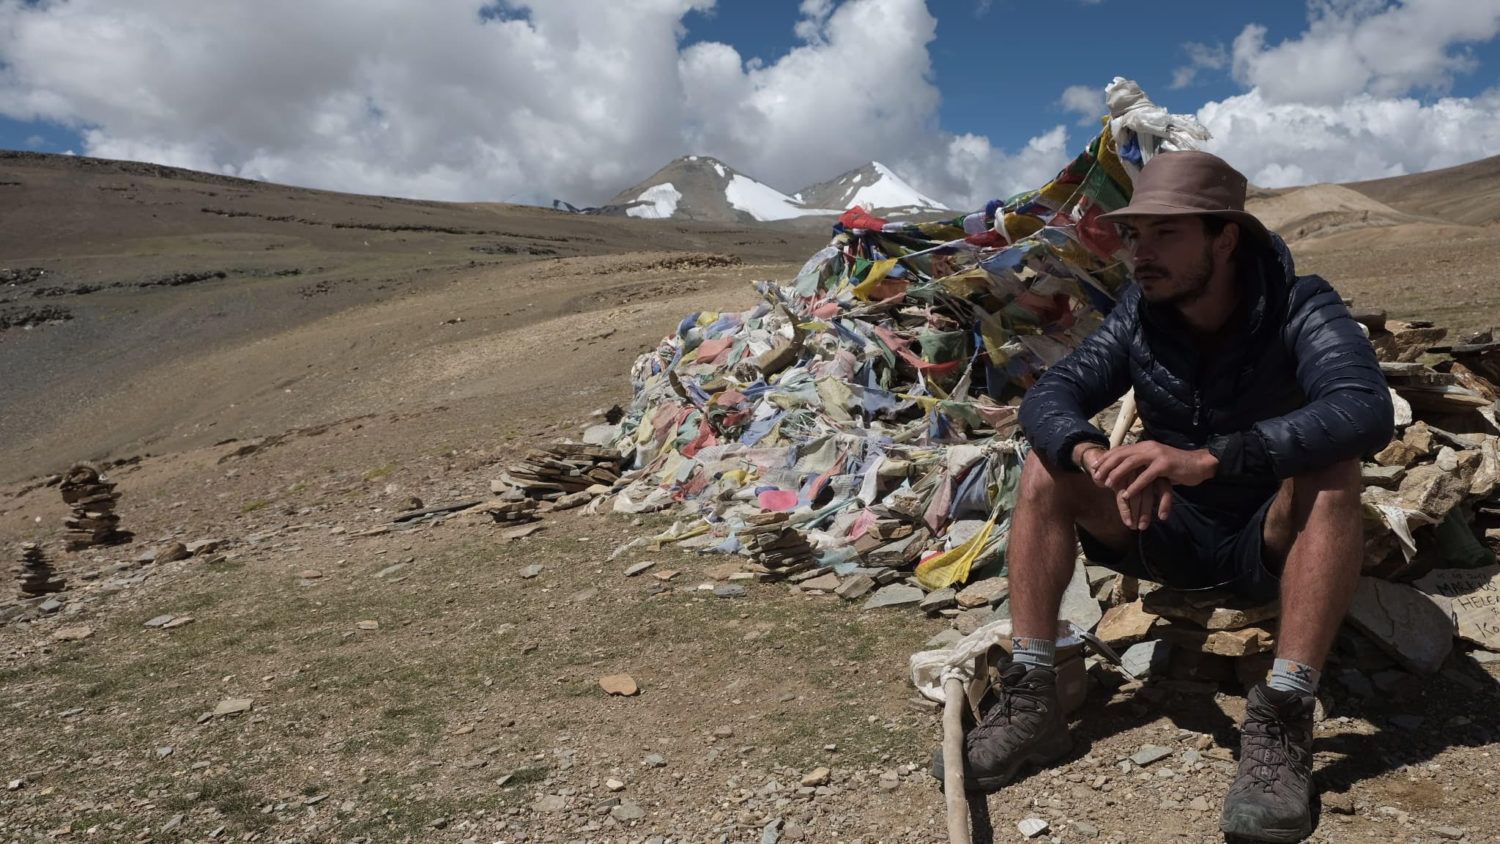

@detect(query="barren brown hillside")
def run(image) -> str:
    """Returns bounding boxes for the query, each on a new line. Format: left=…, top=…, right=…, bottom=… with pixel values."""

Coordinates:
left=1346, top=154, right=1500, bottom=226
left=2, top=152, right=1498, bottom=843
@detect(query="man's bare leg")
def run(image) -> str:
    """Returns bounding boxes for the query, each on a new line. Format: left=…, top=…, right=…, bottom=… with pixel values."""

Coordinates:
left=1009, top=451, right=1134, bottom=642
left=1261, top=458, right=1364, bottom=672
left=1221, top=459, right=1362, bottom=840
left=943, top=450, right=1132, bottom=792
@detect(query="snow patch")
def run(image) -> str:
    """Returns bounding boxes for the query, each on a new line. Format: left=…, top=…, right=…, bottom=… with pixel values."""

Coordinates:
left=723, top=175, right=837, bottom=221
left=713, top=162, right=725, bottom=178
left=841, top=162, right=946, bottom=210
left=626, top=182, right=681, bottom=219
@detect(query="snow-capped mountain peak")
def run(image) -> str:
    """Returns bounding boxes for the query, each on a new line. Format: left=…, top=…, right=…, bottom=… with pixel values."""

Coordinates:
left=794, top=161, right=949, bottom=213
left=599, top=156, right=947, bottom=222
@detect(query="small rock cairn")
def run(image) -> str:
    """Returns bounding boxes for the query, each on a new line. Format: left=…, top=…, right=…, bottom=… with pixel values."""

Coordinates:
left=14, top=542, right=64, bottom=597
left=60, top=463, right=131, bottom=550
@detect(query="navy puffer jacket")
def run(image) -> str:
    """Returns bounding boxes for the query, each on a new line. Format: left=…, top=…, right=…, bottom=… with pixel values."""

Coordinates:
left=1019, top=234, right=1394, bottom=506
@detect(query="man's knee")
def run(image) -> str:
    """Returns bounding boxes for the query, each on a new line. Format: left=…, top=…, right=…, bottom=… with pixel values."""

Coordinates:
left=1289, top=458, right=1362, bottom=510
left=1018, top=450, right=1072, bottom=504
left=1266, top=458, right=1362, bottom=549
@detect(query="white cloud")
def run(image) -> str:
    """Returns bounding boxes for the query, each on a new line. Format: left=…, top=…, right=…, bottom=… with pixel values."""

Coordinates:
left=0, top=0, right=1062, bottom=210
left=1170, top=41, right=1228, bottom=89
left=1058, top=84, right=1104, bottom=125
left=1232, top=0, right=1500, bottom=105
left=1192, top=1, right=1500, bottom=187
left=894, top=125, right=1071, bottom=210
left=1199, top=86, right=1500, bottom=187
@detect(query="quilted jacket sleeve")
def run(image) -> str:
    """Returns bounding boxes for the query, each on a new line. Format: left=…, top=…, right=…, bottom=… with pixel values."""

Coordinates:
left=1247, top=276, right=1395, bottom=478
left=1019, top=286, right=1137, bottom=470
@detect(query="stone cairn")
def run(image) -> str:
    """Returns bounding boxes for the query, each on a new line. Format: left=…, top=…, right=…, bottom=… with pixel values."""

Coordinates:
left=492, top=443, right=626, bottom=514
left=60, top=463, right=131, bottom=550
left=14, top=542, right=64, bottom=597
left=497, top=443, right=624, bottom=499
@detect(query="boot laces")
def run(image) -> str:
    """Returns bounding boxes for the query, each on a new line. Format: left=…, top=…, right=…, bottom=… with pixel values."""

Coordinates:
left=1241, top=699, right=1309, bottom=792
left=970, top=673, right=1046, bottom=744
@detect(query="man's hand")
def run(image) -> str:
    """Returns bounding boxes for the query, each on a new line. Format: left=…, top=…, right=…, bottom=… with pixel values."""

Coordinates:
left=1087, top=441, right=1218, bottom=531
left=1092, top=441, right=1218, bottom=493
left=1072, top=442, right=1109, bottom=481
left=1073, top=442, right=1168, bottom=529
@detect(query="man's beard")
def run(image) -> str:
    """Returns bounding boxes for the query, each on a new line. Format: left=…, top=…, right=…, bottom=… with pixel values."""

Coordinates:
left=1137, top=243, right=1214, bottom=307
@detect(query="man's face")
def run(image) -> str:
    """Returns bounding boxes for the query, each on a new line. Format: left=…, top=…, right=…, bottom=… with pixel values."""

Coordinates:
left=1117, top=216, right=1224, bottom=307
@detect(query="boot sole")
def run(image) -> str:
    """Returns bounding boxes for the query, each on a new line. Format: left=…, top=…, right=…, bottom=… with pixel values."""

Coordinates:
left=1220, top=817, right=1312, bottom=843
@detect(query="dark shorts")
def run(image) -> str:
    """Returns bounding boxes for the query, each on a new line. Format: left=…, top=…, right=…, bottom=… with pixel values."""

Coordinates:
left=1077, top=487, right=1282, bottom=603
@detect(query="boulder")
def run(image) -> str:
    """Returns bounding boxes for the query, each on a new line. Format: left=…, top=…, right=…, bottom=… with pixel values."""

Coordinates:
left=1345, top=577, right=1454, bottom=674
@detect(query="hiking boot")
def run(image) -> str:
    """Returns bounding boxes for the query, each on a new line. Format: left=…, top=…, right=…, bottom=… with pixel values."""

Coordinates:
left=930, top=662, right=1072, bottom=793
left=1220, top=683, right=1316, bottom=843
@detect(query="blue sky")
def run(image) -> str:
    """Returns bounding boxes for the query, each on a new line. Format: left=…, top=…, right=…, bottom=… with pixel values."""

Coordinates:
left=1, top=0, right=1497, bottom=207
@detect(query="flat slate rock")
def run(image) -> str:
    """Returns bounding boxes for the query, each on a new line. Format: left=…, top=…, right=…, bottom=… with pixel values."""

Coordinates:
left=862, top=584, right=923, bottom=610
left=1095, top=600, right=1158, bottom=644
left=213, top=697, right=253, bottom=717
left=835, top=575, right=876, bottom=601
left=1017, top=818, right=1050, bottom=838
left=1121, top=640, right=1170, bottom=679
left=955, top=577, right=1008, bottom=609
left=144, top=614, right=176, bottom=629
left=623, top=561, right=656, bottom=577
left=1059, top=560, right=1102, bottom=631
left=502, top=524, right=545, bottom=540
left=799, top=573, right=842, bottom=592
left=1346, top=576, right=1454, bottom=673
left=919, top=587, right=957, bottom=613
left=1130, top=745, right=1172, bottom=767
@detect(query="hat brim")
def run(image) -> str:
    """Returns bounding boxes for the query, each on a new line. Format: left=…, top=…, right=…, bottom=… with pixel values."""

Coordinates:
left=1098, top=203, right=1271, bottom=244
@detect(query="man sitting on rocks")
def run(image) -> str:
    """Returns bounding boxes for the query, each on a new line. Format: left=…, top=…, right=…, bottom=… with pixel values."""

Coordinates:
left=961, top=151, right=1395, bottom=843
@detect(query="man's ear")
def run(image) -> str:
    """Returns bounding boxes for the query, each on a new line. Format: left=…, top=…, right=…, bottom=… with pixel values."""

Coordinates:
left=1217, top=221, right=1241, bottom=260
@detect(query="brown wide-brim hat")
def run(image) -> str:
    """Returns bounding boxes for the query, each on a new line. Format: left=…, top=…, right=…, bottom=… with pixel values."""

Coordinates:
left=1099, top=150, right=1271, bottom=244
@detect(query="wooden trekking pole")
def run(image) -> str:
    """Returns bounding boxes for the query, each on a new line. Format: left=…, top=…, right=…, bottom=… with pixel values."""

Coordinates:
left=940, top=390, right=1140, bottom=843
left=1108, top=390, right=1140, bottom=601
left=942, top=675, right=970, bottom=843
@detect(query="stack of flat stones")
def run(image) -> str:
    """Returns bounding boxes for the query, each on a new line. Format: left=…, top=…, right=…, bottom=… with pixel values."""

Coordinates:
left=741, top=517, right=817, bottom=579
left=497, top=443, right=624, bottom=502
left=484, top=498, right=540, bottom=525
left=14, top=542, right=65, bottom=598
left=60, top=463, right=128, bottom=550
left=1093, top=586, right=1280, bottom=687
